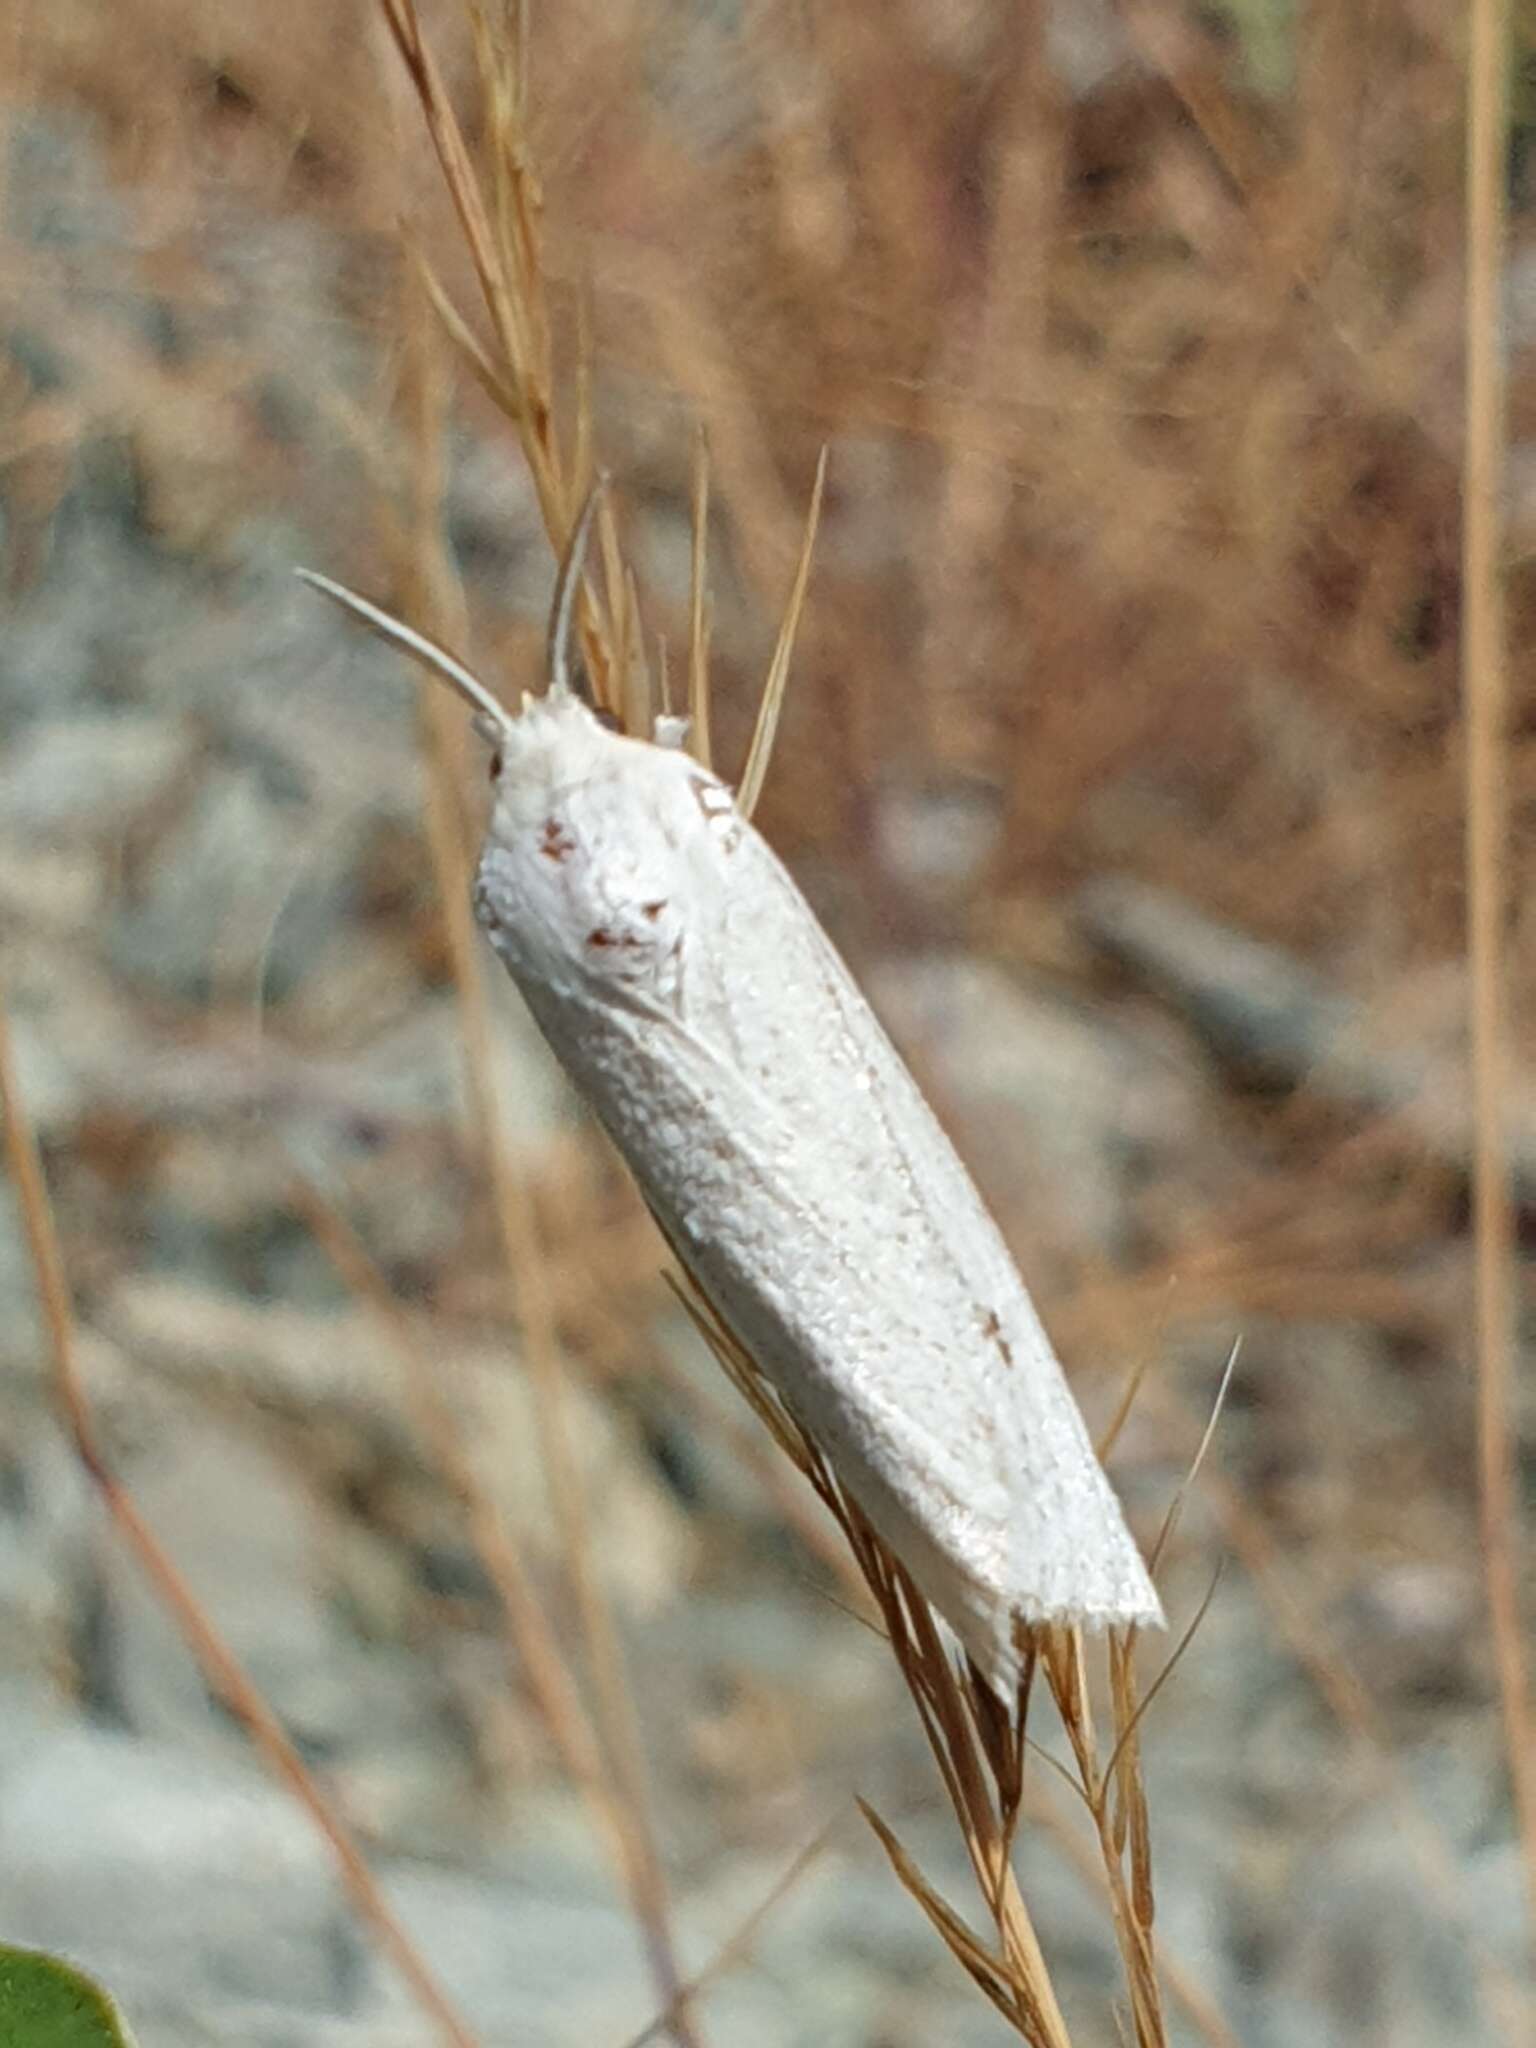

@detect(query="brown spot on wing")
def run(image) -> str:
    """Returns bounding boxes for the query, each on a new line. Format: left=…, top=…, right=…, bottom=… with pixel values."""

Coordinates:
left=539, top=817, right=576, bottom=861
left=980, top=1307, right=1013, bottom=1368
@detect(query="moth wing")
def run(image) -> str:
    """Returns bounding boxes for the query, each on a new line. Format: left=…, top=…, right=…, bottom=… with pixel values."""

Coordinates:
left=685, top=830, right=1163, bottom=1645
left=491, top=763, right=1160, bottom=1685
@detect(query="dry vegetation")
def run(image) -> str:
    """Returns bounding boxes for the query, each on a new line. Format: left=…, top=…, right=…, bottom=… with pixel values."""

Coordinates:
left=1, top=2, right=1532, bottom=2044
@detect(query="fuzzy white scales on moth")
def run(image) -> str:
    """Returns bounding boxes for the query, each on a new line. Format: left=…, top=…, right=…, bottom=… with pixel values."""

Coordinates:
left=297, top=494, right=1162, bottom=1693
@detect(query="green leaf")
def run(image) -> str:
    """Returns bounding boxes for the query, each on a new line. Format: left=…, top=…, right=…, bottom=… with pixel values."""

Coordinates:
left=0, top=1944, right=138, bottom=2048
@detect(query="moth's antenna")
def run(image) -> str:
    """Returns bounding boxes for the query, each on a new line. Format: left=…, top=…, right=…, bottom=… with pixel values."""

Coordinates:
left=295, top=569, right=514, bottom=737
left=545, top=473, right=607, bottom=703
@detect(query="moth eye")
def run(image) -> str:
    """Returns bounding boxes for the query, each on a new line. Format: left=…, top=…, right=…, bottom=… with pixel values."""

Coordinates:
left=488, top=750, right=504, bottom=781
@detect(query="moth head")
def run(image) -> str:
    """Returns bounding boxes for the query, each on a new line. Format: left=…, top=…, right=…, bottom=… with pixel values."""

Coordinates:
left=296, top=483, right=729, bottom=985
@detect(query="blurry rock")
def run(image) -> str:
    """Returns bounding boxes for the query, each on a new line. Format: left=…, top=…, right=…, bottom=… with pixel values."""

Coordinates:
left=1504, top=243, right=1536, bottom=353
left=1268, top=1802, right=1500, bottom=2048
left=462, top=1334, right=697, bottom=1619
left=374, top=1863, right=647, bottom=2041
left=1332, top=1561, right=1479, bottom=1704
left=101, top=1280, right=412, bottom=1415
left=0, top=489, right=185, bottom=720
left=100, top=1277, right=695, bottom=1617
left=874, top=776, right=1003, bottom=910
left=0, top=713, right=194, bottom=837
left=14, top=996, right=469, bottom=1142
left=644, top=1589, right=851, bottom=1698
left=5, top=110, right=124, bottom=253
left=0, top=1180, right=44, bottom=1361
left=0, top=839, right=103, bottom=934
left=103, top=761, right=304, bottom=1003
left=1046, top=0, right=1140, bottom=97
left=210, top=561, right=420, bottom=800
left=819, top=435, right=919, bottom=580
left=0, top=1726, right=359, bottom=2012
left=0, top=964, right=142, bottom=1138
left=868, top=949, right=1215, bottom=1259
left=1077, top=876, right=1352, bottom=1084
left=0, top=1420, right=95, bottom=1697
left=93, top=1408, right=395, bottom=1742
left=1461, top=1837, right=1531, bottom=1990
left=445, top=433, right=545, bottom=593
left=202, top=213, right=373, bottom=400
left=1078, top=876, right=1536, bottom=1201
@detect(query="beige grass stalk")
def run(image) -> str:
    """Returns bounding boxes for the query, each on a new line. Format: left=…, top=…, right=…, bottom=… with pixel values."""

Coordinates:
left=293, top=1174, right=706, bottom=2031
left=671, top=1265, right=1176, bottom=2047
left=368, top=4, right=716, bottom=2031
left=1461, top=0, right=1536, bottom=1963
left=393, top=309, right=699, bottom=2035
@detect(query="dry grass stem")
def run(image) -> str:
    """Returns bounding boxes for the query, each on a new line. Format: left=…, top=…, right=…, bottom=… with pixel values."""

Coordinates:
left=377, top=0, right=621, bottom=700
left=1462, top=0, right=1536, bottom=1960
left=688, top=425, right=714, bottom=767
left=737, top=444, right=827, bottom=819
left=670, top=1261, right=1182, bottom=2046
left=615, top=1826, right=839, bottom=2048
left=291, top=1172, right=702, bottom=2011
left=391, top=295, right=698, bottom=2037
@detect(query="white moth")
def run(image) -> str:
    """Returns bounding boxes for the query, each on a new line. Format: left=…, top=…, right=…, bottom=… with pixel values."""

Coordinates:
left=299, top=504, right=1161, bottom=1690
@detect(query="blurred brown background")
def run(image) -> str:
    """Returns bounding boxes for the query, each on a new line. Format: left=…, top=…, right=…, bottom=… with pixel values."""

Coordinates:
left=0, top=4, right=1531, bottom=2045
